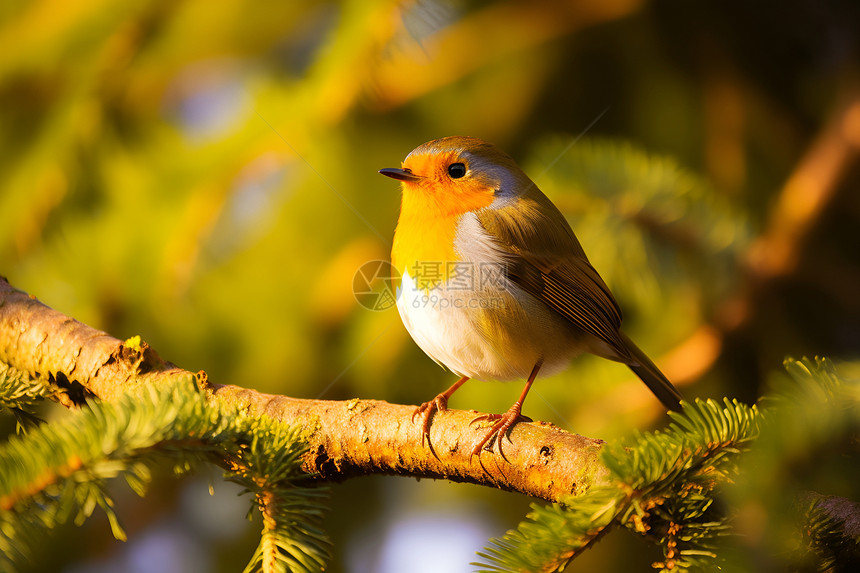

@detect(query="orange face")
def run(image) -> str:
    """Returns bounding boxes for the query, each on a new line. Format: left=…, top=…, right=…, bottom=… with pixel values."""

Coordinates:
left=396, top=147, right=499, bottom=219
left=382, top=136, right=538, bottom=289
left=384, top=138, right=508, bottom=287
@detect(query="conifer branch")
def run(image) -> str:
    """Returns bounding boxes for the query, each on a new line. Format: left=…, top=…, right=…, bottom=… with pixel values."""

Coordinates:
left=0, top=374, right=331, bottom=572
left=475, top=397, right=761, bottom=573
left=0, top=277, right=608, bottom=503
left=801, top=492, right=860, bottom=568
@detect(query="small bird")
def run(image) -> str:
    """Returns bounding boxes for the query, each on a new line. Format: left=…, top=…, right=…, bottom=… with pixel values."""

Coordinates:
left=380, top=136, right=682, bottom=457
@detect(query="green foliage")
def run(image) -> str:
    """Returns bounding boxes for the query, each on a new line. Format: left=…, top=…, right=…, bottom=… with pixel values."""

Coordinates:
left=228, top=417, right=332, bottom=573
left=474, top=488, right=620, bottom=572
left=726, top=357, right=860, bottom=571
left=5, top=355, right=853, bottom=573
left=476, top=397, right=760, bottom=573
left=0, top=363, right=56, bottom=432
left=0, top=375, right=330, bottom=573
left=799, top=493, right=860, bottom=571
left=476, top=358, right=860, bottom=573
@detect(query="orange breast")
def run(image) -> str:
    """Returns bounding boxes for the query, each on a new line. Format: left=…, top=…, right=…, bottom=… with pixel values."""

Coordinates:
left=391, top=177, right=495, bottom=291
left=392, top=211, right=460, bottom=291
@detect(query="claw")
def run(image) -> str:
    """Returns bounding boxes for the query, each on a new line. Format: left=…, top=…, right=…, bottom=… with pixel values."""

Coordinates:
left=412, top=376, right=469, bottom=448
left=469, top=362, right=541, bottom=460
left=469, top=408, right=530, bottom=459
left=412, top=395, right=449, bottom=445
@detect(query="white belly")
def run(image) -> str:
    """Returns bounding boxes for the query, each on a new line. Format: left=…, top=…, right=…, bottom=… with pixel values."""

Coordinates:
left=396, top=269, right=582, bottom=381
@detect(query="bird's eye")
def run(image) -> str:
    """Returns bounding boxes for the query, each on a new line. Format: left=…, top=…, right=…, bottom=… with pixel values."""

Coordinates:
left=447, top=163, right=467, bottom=179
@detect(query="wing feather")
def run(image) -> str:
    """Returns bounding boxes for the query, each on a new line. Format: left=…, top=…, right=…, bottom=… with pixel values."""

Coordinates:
left=476, top=192, right=632, bottom=361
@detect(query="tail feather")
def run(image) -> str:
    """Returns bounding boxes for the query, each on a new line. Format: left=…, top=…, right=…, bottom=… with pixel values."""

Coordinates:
left=620, top=333, right=683, bottom=412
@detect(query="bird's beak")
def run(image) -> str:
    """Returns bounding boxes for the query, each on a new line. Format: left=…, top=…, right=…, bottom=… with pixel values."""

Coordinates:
left=378, top=167, right=424, bottom=182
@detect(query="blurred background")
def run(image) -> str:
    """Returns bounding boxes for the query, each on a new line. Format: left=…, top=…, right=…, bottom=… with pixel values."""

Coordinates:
left=2, top=0, right=859, bottom=571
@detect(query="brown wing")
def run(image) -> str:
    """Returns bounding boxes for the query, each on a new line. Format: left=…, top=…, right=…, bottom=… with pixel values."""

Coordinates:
left=476, top=192, right=633, bottom=362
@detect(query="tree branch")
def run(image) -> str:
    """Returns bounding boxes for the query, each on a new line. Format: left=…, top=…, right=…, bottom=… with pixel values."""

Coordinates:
left=0, top=277, right=607, bottom=503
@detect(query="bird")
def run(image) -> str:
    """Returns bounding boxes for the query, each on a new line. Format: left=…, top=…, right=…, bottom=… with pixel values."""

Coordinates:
left=379, top=136, right=682, bottom=457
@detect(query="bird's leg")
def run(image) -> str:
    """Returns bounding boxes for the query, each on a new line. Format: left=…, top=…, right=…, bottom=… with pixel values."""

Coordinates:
left=412, top=375, right=469, bottom=445
left=470, top=362, right=541, bottom=458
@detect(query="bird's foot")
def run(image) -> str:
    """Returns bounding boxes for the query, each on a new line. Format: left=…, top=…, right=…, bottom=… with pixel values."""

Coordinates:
left=412, top=394, right=450, bottom=446
left=469, top=405, right=532, bottom=459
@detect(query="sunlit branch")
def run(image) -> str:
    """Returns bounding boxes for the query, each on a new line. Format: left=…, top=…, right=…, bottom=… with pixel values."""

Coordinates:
left=0, top=277, right=607, bottom=504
